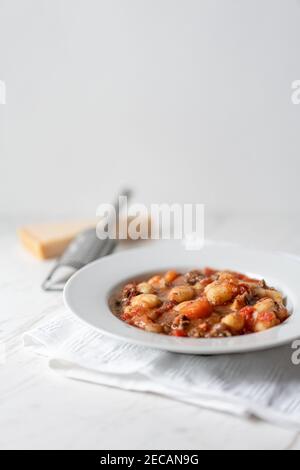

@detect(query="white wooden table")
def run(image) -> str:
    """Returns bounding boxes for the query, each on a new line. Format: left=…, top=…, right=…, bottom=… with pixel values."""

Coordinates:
left=1, top=214, right=300, bottom=450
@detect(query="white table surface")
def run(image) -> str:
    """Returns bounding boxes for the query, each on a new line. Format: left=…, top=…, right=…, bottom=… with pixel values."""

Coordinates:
left=1, top=214, right=300, bottom=450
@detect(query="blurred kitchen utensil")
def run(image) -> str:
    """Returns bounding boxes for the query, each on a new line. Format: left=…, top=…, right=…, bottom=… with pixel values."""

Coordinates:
left=42, top=189, right=132, bottom=291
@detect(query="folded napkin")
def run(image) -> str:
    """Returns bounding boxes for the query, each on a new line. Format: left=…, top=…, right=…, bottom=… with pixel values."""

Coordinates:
left=24, top=309, right=300, bottom=430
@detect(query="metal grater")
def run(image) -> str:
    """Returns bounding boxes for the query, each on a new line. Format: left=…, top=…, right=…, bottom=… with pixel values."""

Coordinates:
left=42, top=190, right=131, bottom=291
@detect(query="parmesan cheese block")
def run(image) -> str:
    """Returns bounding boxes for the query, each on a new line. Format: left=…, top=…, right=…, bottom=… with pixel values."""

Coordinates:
left=18, top=221, right=96, bottom=260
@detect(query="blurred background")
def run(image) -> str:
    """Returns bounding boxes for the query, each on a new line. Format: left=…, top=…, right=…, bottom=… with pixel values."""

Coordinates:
left=0, top=0, right=300, bottom=220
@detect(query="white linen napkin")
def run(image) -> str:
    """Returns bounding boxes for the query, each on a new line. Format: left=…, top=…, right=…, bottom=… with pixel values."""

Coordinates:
left=24, top=309, right=300, bottom=430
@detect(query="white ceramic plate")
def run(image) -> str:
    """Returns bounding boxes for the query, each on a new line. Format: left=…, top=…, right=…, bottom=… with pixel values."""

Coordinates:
left=64, top=241, right=300, bottom=355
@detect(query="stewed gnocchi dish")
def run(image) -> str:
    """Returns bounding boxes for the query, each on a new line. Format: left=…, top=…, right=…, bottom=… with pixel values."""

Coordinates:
left=111, top=268, right=289, bottom=338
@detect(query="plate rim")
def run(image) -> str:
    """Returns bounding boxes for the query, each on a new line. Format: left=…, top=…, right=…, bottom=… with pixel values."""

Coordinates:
left=63, top=241, right=300, bottom=355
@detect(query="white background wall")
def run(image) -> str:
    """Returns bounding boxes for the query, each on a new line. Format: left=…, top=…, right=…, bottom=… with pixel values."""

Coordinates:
left=0, top=0, right=300, bottom=219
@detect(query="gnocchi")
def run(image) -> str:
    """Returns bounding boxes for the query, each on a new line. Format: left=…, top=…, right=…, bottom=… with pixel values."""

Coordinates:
left=111, top=268, right=289, bottom=338
left=131, top=293, right=161, bottom=309
left=222, top=313, right=245, bottom=332
left=205, top=280, right=237, bottom=306
left=168, top=286, right=195, bottom=303
left=137, top=282, right=154, bottom=294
